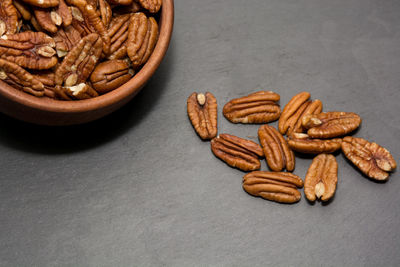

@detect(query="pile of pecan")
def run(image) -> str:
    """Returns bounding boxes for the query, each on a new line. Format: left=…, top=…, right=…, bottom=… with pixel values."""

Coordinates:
left=187, top=91, right=397, bottom=204
left=0, top=0, right=161, bottom=100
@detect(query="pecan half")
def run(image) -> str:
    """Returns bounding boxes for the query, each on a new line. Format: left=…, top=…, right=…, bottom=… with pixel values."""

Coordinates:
left=304, top=154, right=338, bottom=202
left=0, top=32, right=58, bottom=70
left=223, top=91, right=281, bottom=124
left=13, top=0, right=32, bottom=21
left=243, top=171, right=303, bottom=203
left=137, top=0, right=162, bottom=13
left=0, top=0, right=19, bottom=36
left=90, top=59, right=133, bottom=94
left=211, top=134, right=263, bottom=171
left=302, top=111, right=361, bottom=138
left=258, top=125, right=295, bottom=172
left=342, top=136, right=397, bottom=181
left=127, top=12, right=159, bottom=69
left=108, top=0, right=133, bottom=4
left=98, top=0, right=112, bottom=28
left=55, top=83, right=98, bottom=100
left=55, top=33, right=103, bottom=87
left=0, top=58, right=44, bottom=96
left=112, top=1, right=141, bottom=15
left=53, top=24, right=82, bottom=57
left=187, top=92, right=218, bottom=140
left=107, top=14, right=130, bottom=60
left=31, top=70, right=56, bottom=98
left=288, top=133, right=342, bottom=154
left=20, top=0, right=59, bottom=8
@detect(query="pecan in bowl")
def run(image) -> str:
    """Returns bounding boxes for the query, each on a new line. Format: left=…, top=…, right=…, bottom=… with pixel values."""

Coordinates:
left=0, top=0, right=174, bottom=125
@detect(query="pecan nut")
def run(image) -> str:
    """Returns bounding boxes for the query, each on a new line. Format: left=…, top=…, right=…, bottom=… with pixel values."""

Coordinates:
left=53, top=24, right=82, bottom=57
left=127, top=12, right=159, bottom=69
left=342, top=136, right=396, bottom=181
left=13, top=0, right=32, bottom=21
left=258, top=125, right=295, bottom=172
left=20, top=0, right=60, bottom=8
left=137, top=0, right=162, bottom=13
left=288, top=133, right=342, bottom=154
left=211, top=134, right=264, bottom=171
left=55, top=33, right=103, bottom=87
left=223, top=91, right=281, bottom=124
left=0, top=58, right=44, bottom=96
left=302, top=111, right=361, bottom=138
left=243, top=171, right=303, bottom=203
left=304, top=154, right=338, bottom=202
left=55, top=82, right=98, bottom=100
left=278, top=92, right=323, bottom=136
left=0, top=0, right=19, bottom=36
left=0, top=32, right=58, bottom=70
left=107, top=14, right=130, bottom=60
left=112, top=1, right=142, bottom=16
left=30, top=70, right=57, bottom=98
left=90, top=59, right=133, bottom=94
left=187, top=92, right=218, bottom=140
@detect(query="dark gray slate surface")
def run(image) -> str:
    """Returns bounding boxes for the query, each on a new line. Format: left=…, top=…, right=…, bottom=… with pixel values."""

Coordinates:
left=1, top=0, right=399, bottom=266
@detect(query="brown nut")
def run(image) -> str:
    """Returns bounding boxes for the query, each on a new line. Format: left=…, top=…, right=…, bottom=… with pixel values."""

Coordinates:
left=288, top=133, right=342, bottom=154
left=0, top=0, right=19, bottom=36
left=107, top=0, right=133, bottom=5
left=32, top=7, right=59, bottom=33
left=13, top=0, right=32, bottom=21
left=258, top=125, right=295, bottom=172
left=20, top=0, right=59, bottom=8
left=0, top=32, right=58, bottom=70
left=243, top=171, right=303, bottom=204
left=304, top=154, right=338, bottom=202
left=55, top=82, right=98, bottom=100
left=53, top=24, right=82, bottom=57
left=127, top=12, right=159, bottom=69
left=98, top=0, right=112, bottom=28
left=302, top=111, right=361, bottom=139
left=137, top=0, right=162, bottom=13
left=107, top=14, right=130, bottom=60
left=278, top=92, right=323, bottom=136
left=55, top=33, right=103, bottom=87
left=90, top=59, right=133, bottom=94
left=0, top=58, right=44, bottom=97
left=30, top=70, right=56, bottom=98
left=112, top=1, right=142, bottom=15
left=223, top=91, right=281, bottom=124
left=211, top=134, right=264, bottom=172
left=342, top=136, right=397, bottom=181
left=187, top=92, right=218, bottom=140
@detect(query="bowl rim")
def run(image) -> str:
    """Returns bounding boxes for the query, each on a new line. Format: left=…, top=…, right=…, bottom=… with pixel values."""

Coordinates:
left=0, top=0, right=174, bottom=114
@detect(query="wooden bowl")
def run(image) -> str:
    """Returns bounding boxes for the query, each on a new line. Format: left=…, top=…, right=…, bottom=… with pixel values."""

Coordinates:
left=0, top=0, right=174, bottom=126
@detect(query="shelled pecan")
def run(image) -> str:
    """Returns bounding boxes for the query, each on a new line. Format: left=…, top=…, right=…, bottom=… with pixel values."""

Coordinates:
left=127, top=12, right=159, bottom=69
left=0, top=0, right=19, bottom=36
left=55, top=33, right=103, bottom=87
left=302, top=111, right=361, bottom=139
left=53, top=24, right=82, bottom=57
left=55, top=83, right=98, bottom=100
left=243, top=171, right=303, bottom=203
left=137, top=0, right=162, bottom=13
left=20, top=0, right=59, bottom=8
left=304, top=154, right=338, bottom=202
left=90, top=59, right=133, bottom=94
left=0, top=31, right=58, bottom=70
left=187, top=92, right=218, bottom=140
left=32, top=0, right=71, bottom=33
left=112, top=1, right=142, bottom=15
left=342, top=136, right=396, bottom=181
left=258, top=125, right=295, bottom=172
left=211, top=134, right=264, bottom=171
left=107, top=14, right=130, bottom=60
left=0, top=58, right=44, bottom=96
left=288, top=133, right=342, bottom=154
left=278, top=92, right=322, bottom=136
left=13, top=0, right=32, bottom=21
left=223, top=91, right=281, bottom=124
left=31, top=70, right=56, bottom=98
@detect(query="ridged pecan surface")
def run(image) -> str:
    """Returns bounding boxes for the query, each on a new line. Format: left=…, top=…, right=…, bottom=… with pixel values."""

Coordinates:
left=288, top=133, right=342, bottom=154
left=137, top=0, right=162, bottom=13
left=0, top=0, right=19, bottom=36
left=108, top=14, right=130, bottom=60
left=223, top=91, right=281, bottom=124
left=211, top=134, right=263, bottom=171
left=342, top=136, right=396, bottom=181
left=243, top=171, right=303, bottom=203
left=187, top=92, right=218, bottom=140
left=258, top=125, right=295, bottom=172
left=304, top=154, right=338, bottom=202
left=55, top=83, right=98, bottom=100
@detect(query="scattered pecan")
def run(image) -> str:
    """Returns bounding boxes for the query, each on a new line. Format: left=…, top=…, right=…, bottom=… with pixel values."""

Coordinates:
left=107, top=14, right=130, bottom=60
left=304, top=154, right=338, bottom=202
left=53, top=24, right=82, bottom=57
left=342, top=136, right=396, bottom=181
left=90, top=59, right=133, bottom=94
left=127, top=12, right=159, bottom=69
left=302, top=111, right=361, bottom=139
left=0, top=0, right=19, bottom=36
left=55, top=83, right=98, bottom=100
left=20, top=0, right=59, bottom=8
left=258, top=125, right=295, bottom=172
left=0, top=31, right=58, bottom=70
left=0, top=58, right=44, bottom=97
left=223, top=91, right=281, bottom=124
left=137, top=0, right=162, bottom=13
left=288, top=133, right=342, bottom=154
left=187, top=92, right=218, bottom=140
left=243, top=171, right=303, bottom=203
left=55, top=33, right=103, bottom=87
left=211, top=134, right=264, bottom=171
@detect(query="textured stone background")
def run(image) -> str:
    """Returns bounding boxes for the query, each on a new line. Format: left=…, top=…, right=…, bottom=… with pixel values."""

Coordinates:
left=1, top=0, right=399, bottom=265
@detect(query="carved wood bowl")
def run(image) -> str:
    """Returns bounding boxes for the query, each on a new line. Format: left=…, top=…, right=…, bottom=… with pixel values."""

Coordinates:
left=0, top=0, right=174, bottom=126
